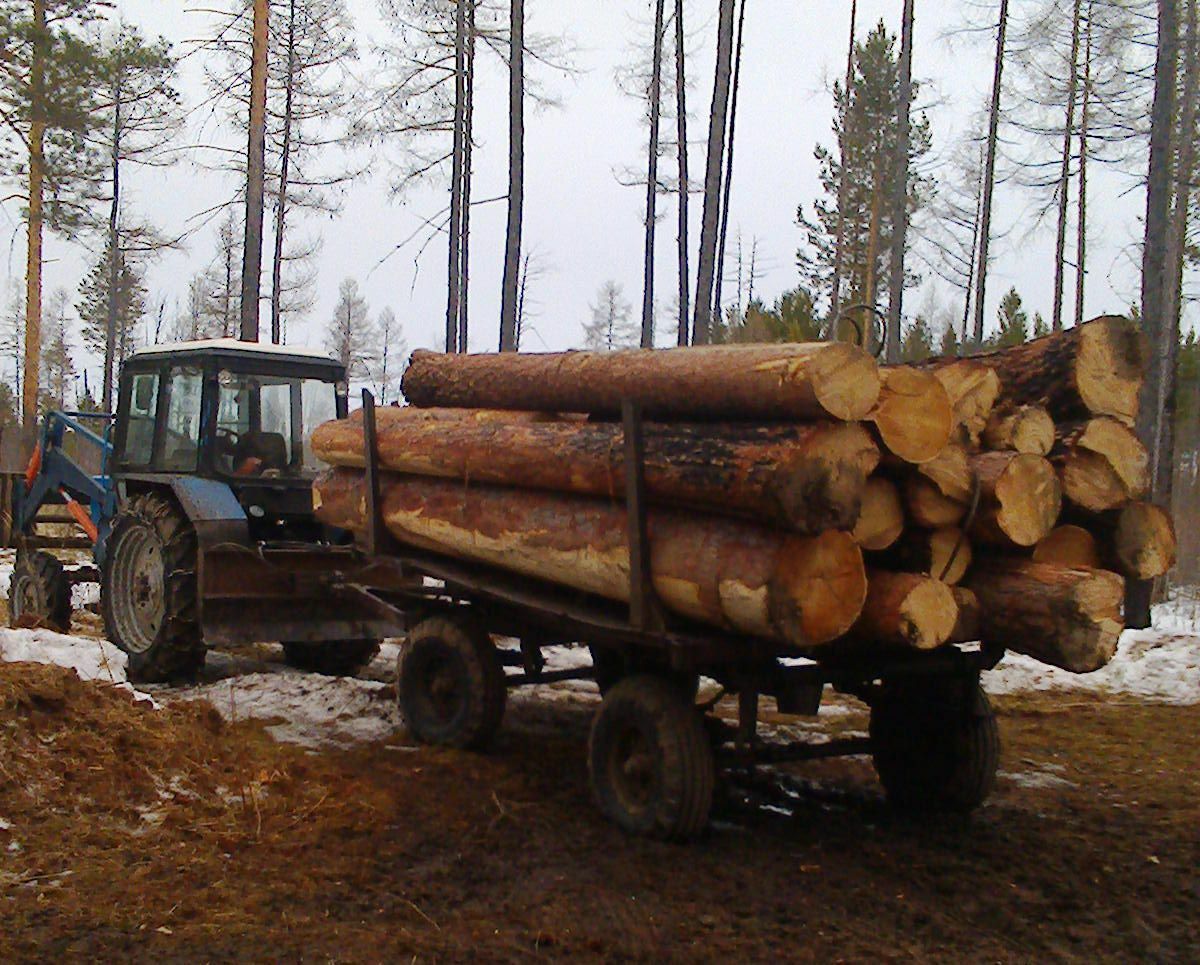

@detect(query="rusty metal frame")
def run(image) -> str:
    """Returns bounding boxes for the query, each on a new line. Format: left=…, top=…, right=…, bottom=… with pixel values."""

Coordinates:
left=621, top=400, right=665, bottom=633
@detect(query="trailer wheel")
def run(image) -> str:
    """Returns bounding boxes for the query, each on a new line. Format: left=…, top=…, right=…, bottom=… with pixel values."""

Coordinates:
left=398, top=616, right=506, bottom=749
left=102, top=492, right=204, bottom=683
left=588, top=674, right=715, bottom=840
left=870, top=676, right=999, bottom=813
left=8, top=550, right=71, bottom=633
left=281, top=639, right=381, bottom=677
left=588, top=645, right=700, bottom=700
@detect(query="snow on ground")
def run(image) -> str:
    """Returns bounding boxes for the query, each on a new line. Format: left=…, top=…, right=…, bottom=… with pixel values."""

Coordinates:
left=0, top=626, right=157, bottom=707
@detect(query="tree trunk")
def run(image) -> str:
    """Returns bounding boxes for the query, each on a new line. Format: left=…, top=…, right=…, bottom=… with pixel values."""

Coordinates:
left=22, top=0, right=46, bottom=433
left=1033, top=524, right=1100, bottom=568
left=446, top=0, right=467, bottom=354
left=1129, top=0, right=1182, bottom=627
left=982, top=403, right=1055, bottom=455
left=641, top=0, right=667, bottom=349
left=1074, top=0, right=1094, bottom=329
left=1054, top=416, right=1149, bottom=511
left=499, top=0, right=524, bottom=351
left=692, top=0, right=736, bottom=345
left=314, top=468, right=868, bottom=648
left=1052, top=0, right=1084, bottom=332
left=845, top=569, right=958, bottom=651
left=240, top=0, right=269, bottom=342
left=673, top=0, right=690, bottom=346
left=852, top=477, right=904, bottom=551
left=967, top=559, right=1123, bottom=672
left=313, top=408, right=879, bottom=534
left=270, top=0, right=298, bottom=346
left=458, top=2, right=475, bottom=354
left=972, top=0, right=1010, bottom=346
left=712, top=0, right=747, bottom=333
left=968, top=451, right=1062, bottom=547
left=828, top=0, right=858, bottom=339
left=402, top=341, right=882, bottom=421
left=104, top=88, right=121, bottom=412
left=884, top=0, right=915, bottom=364
left=869, top=366, right=953, bottom=464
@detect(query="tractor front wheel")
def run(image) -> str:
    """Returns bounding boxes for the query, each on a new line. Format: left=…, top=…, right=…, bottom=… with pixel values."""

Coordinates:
left=102, top=492, right=203, bottom=683
left=8, top=550, right=71, bottom=632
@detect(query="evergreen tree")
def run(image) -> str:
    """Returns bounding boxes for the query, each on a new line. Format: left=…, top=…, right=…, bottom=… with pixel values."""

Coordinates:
left=901, top=314, right=935, bottom=361
left=716, top=287, right=822, bottom=344
left=991, top=286, right=1030, bottom=347
left=325, top=277, right=371, bottom=378
left=1032, top=310, right=1050, bottom=338
left=76, top=236, right=147, bottom=377
left=939, top=320, right=961, bottom=357
left=798, top=21, right=932, bottom=333
left=41, top=287, right=74, bottom=409
left=584, top=281, right=638, bottom=351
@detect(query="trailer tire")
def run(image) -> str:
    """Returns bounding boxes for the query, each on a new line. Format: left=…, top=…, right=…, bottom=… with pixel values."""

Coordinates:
left=870, top=676, right=999, bottom=814
left=102, top=492, right=204, bottom=683
left=9, top=550, right=72, bottom=633
left=398, top=616, right=506, bottom=749
left=589, top=674, right=714, bottom=840
left=588, top=645, right=700, bottom=701
left=282, top=639, right=381, bottom=677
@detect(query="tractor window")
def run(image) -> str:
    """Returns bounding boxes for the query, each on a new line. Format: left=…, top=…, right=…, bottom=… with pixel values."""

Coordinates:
left=158, top=367, right=203, bottom=472
left=123, top=372, right=159, bottom=466
left=301, top=379, right=338, bottom=469
left=215, top=371, right=322, bottom=479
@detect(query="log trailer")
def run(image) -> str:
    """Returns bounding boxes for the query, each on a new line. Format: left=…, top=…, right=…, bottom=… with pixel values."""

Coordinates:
left=6, top=343, right=1004, bottom=839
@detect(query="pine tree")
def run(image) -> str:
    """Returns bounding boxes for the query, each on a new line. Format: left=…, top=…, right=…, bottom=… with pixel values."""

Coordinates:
left=900, top=314, right=935, bottom=361
left=40, top=287, right=74, bottom=409
left=798, top=21, right=932, bottom=337
left=369, top=306, right=406, bottom=404
left=991, top=286, right=1030, bottom=347
left=584, top=281, right=637, bottom=351
left=76, top=236, right=146, bottom=393
left=325, top=277, right=371, bottom=378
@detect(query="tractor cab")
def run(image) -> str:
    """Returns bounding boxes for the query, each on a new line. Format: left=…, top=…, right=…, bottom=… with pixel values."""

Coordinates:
left=114, top=339, right=348, bottom=542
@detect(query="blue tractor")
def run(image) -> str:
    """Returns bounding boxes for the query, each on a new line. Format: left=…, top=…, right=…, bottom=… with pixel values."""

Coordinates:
left=6, top=339, right=396, bottom=682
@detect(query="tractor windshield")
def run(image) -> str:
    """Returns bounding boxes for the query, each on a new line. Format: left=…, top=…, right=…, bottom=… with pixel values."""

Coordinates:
left=214, top=372, right=338, bottom=480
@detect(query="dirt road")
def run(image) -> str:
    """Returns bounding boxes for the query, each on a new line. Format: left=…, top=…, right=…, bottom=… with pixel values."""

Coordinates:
left=2, top=654, right=1197, bottom=963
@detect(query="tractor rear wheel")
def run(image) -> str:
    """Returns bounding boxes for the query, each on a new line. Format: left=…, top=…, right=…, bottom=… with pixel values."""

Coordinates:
left=8, top=550, right=71, bottom=633
left=102, top=492, right=203, bottom=683
left=282, top=639, right=381, bottom=676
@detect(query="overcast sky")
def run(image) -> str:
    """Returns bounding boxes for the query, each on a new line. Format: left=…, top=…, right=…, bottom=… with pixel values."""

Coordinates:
left=0, top=0, right=1165, bottom=391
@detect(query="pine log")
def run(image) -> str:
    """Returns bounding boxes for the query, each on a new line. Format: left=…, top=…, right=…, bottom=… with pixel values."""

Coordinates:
left=400, top=342, right=882, bottom=421
left=904, top=475, right=967, bottom=528
left=869, top=366, right=953, bottom=464
left=947, top=587, right=981, bottom=643
left=924, top=359, right=1001, bottom=443
left=852, top=477, right=905, bottom=551
left=1033, top=525, right=1101, bottom=569
left=967, top=315, right=1147, bottom=425
left=313, top=408, right=880, bottom=534
left=967, top=559, right=1123, bottom=672
left=1113, top=502, right=1177, bottom=580
left=982, top=403, right=1055, bottom=455
left=969, top=451, right=1062, bottom=547
left=846, top=570, right=959, bottom=651
left=1053, top=417, right=1150, bottom=512
left=878, top=526, right=972, bottom=585
left=313, top=468, right=868, bottom=648
left=914, top=443, right=973, bottom=504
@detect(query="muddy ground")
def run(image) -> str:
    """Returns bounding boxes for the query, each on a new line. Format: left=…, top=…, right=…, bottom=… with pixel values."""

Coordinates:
left=1, top=651, right=1197, bottom=964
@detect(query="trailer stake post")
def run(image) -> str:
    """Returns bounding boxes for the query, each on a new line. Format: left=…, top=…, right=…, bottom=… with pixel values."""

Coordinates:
left=361, top=389, right=394, bottom=558
left=622, top=400, right=664, bottom=632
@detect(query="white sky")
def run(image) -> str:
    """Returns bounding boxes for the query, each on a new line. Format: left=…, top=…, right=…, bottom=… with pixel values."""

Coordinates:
left=0, top=0, right=1165, bottom=393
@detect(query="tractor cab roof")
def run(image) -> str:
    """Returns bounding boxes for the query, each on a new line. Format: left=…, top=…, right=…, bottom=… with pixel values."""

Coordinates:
left=127, top=339, right=343, bottom=375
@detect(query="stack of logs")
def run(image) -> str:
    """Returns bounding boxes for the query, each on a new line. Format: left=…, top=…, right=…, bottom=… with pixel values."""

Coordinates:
left=311, top=315, right=1176, bottom=674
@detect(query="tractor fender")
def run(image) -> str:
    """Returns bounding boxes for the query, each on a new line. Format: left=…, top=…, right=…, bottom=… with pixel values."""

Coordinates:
left=167, top=477, right=248, bottom=549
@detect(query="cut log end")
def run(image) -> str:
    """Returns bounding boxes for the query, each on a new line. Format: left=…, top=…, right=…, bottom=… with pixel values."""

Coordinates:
left=983, top=404, right=1055, bottom=455
left=930, top=359, right=1001, bottom=442
left=851, top=570, right=958, bottom=651
left=801, top=341, right=883, bottom=422
left=1114, top=502, right=1177, bottom=580
left=928, top=526, right=972, bottom=585
left=1076, top=316, right=1149, bottom=426
left=770, top=530, right=868, bottom=647
left=871, top=367, right=953, bottom=464
left=1033, top=525, right=1101, bottom=569
left=905, top=475, right=966, bottom=528
left=973, top=452, right=1062, bottom=547
left=853, top=477, right=904, bottom=551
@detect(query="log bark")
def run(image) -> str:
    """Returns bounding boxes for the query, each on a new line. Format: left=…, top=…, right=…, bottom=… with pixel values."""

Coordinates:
left=969, top=451, right=1062, bottom=548
left=400, top=342, right=881, bottom=422
left=904, top=475, right=967, bottom=528
left=982, top=403, right=1055, bottom=455
left=313, top=408, right=880, bottom=534
left=967, top=316, right=1147, bottom=425
left=1033, top=525, right=1101, bottom=569
left=1053, top=417, right=1150, bottom=512
left=869, top=366, right=953, bottom=464
left=922, top=358, right=1000, bottom=444
left=948, top=586, right=981, bottom=643
left=852, top=477, right=904, bottom=551
left=878, top=526, right=972, bottom=586
left=313, top=468, right=868, bottom=648
left=846, top=570, right=958, bottom=651
left=967, top=559, right=1123, bottom=672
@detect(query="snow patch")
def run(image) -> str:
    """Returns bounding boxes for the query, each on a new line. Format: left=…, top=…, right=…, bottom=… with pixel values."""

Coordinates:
left=2, top=627, right=125, bottom=684
left=185, top=672, right=403, bottom=749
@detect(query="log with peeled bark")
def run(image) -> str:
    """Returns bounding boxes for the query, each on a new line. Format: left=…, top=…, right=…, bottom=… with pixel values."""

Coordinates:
left=852, top=477, right=904, bottom=551
left=967, top=559, right=1123, bottom=673
left=869, top=367, right=953, bottom=464
left=1033, top=525, right=1101, bottom=569
left=844, top=570, right=959, bottom=651
left=967, top=316, right=1147, bottom=425
left=312, top=407, right=880, bottom=535
left=947, top=586, right=981, bottom=643
left=400, top=342, right=881, bottom=422
left=1053, top=417, right=1150, bottom=512
left=920, top=358, right=1001, bottom=444
left=313, top=468, right=868, bottom=648
left=982, top=403, right=1055, bottom=455
left=969, top=451, right=1062, bottom=548
left=877, top=526, right=972, bottom=586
